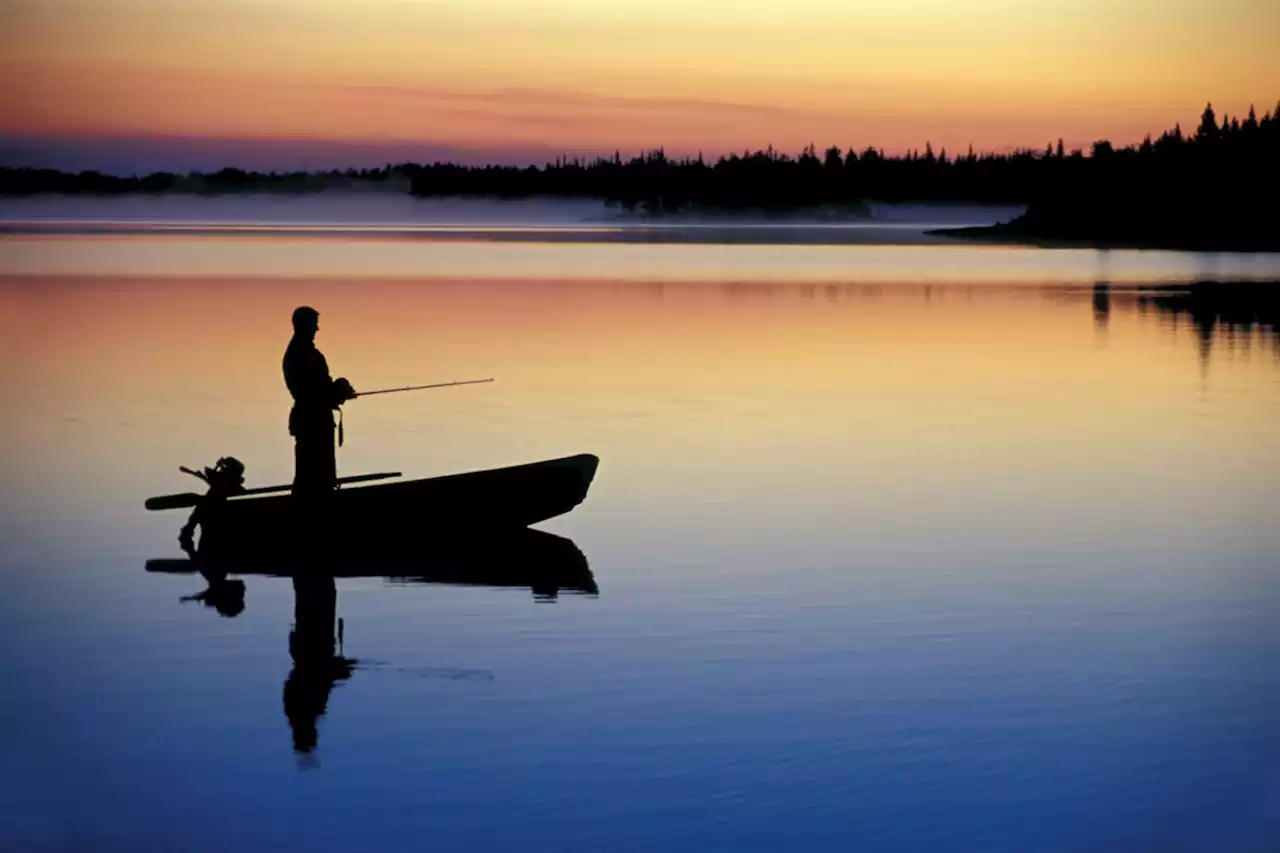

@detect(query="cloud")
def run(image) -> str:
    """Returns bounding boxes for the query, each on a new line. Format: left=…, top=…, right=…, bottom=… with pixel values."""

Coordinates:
left=340, top=83, right=822, bottom=121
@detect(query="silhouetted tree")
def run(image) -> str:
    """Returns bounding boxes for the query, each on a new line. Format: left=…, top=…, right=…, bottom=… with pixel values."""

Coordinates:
left=997, top=101, right=1280, bottom=250
left=1197, top=103, right=1219, bottom=141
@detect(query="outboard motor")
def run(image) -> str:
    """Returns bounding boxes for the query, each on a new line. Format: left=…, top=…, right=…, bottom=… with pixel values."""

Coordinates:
left=178, top=456, right=247, bottom=552
left=201, top=457, right=247, bottom=495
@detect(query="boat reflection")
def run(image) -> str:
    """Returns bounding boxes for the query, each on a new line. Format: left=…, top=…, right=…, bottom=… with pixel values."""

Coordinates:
left=147, top=527, right=597, bottom=596
left=146, top=528, right=596, bottom=758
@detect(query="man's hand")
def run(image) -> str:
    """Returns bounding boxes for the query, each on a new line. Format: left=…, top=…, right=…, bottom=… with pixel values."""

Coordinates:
left=333, top=377, right=357, bottom=403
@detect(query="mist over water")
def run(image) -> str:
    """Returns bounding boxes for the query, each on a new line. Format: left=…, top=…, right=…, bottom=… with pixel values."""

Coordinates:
left=0, top=193, right=1025, bottom=228
left=1, top=209, right=1278, bottom=852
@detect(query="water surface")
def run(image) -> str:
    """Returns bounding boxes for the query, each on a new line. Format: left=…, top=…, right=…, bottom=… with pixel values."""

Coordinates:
left=1, top=224, right=1278, bottom=852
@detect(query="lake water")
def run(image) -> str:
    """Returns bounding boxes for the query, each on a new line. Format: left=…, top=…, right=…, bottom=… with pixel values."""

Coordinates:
left=1, top=198, right=1279, bottom=853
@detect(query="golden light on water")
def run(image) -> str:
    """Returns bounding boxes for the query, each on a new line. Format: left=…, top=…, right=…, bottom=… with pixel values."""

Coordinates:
left=4, top=271, right=1276, bottom=504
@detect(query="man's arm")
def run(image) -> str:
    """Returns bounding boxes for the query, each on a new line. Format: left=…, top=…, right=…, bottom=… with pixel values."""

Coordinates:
left=285, top=345, right=336, bottom=406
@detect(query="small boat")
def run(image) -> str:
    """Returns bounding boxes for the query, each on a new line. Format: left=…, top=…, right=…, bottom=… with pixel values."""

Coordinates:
left=148, top=454, right=599, bottom=546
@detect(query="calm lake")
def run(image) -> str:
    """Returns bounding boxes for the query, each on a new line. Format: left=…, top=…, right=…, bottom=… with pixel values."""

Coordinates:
left=1, top=197, right=1278, bottom=853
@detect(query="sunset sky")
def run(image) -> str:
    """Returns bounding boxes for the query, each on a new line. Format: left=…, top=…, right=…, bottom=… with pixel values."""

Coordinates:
left=2, top=0, right=1278, bottom=172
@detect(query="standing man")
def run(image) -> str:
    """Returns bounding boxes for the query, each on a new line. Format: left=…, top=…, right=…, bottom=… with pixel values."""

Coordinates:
left=283, top=306, right=356, bottom=495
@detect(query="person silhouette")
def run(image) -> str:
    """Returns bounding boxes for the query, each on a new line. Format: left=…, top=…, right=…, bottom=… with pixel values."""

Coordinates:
left=283, top=307, right=357, bottom=496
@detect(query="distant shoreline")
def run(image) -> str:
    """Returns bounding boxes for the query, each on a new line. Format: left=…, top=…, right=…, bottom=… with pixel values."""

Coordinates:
left=3, top=211, right=1276, bottom=254
left=0, top=218, right=985, bottom=247
left=932, top=222, right=1280, bottom=254
left=5, top=97, right=1277, bottom=254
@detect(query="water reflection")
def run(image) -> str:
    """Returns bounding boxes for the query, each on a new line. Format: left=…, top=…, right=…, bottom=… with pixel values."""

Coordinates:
left=150, top=529, right=596, bottom=596
left=1133, top=281, right=1280, bottom=363
left=7, top=232, right=1280, bottom=283
left=1092, top=283, right=1110, bottom=333
left=147, top=528, right=595, bottom=756
left=1042, top=280, right=1280, bottom=364
left=179, top=576, right=246, bottom=618
left=2, top=261, right=1277, bottom=851
left=285, top=574, right=354, bottom=757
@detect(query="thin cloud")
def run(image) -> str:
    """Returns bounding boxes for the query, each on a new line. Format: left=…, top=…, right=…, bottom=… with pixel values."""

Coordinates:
left=340, top=83, right=823, bottom=120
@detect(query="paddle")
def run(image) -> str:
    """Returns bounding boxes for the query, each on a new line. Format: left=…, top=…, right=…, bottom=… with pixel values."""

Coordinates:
left=145, top=471, right=402, bottom=511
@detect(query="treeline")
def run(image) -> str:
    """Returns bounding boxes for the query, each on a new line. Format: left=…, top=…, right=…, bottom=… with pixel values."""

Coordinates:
left=3, top=101, right=1278, bottom=249
left=0, top=166, right=409, bottom=195
left=0, top=147, right=1048, bottom=206
left=403, top=145, right=1045, bottom=208
left=992, top=103, right=1280, bottom=250
left=405, top=101, right=1280, bottom=228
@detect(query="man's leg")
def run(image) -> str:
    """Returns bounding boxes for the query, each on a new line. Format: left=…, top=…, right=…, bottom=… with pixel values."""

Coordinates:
left=295, top=426, right=336, bottom=491
left=293, top=435, right=312, bottom=494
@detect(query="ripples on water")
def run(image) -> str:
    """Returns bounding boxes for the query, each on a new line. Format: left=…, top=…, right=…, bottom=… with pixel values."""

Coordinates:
left=1, top=204, right=1278, bottom=852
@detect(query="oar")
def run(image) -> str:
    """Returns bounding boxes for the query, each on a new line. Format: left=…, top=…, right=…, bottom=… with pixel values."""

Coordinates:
left=145, top=471, right=402, bottom=511
left=355, top=378, right=493, bottom=397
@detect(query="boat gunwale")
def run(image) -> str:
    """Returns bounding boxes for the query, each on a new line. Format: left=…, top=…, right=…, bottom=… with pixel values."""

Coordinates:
left=216, top=452, right=598, bottom=506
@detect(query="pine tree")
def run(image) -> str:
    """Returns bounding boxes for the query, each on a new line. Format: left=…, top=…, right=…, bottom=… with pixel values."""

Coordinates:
left=1196, top=103, right=1218, bottom=140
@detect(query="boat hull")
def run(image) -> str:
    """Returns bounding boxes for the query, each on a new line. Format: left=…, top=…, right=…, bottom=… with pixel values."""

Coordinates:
left=196, top=453, right=598, bottom=549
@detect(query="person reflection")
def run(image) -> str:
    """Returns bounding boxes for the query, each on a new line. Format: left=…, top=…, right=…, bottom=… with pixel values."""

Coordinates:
left=283, top=573, right=355, bottom=757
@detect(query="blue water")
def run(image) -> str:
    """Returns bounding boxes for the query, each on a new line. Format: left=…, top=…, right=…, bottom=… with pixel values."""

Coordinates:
left=1, top=211, right=1278, bottom=852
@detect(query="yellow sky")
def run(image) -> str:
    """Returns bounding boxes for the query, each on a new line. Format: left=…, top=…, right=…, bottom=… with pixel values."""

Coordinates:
left=2, top=0, right=1277, bottom=159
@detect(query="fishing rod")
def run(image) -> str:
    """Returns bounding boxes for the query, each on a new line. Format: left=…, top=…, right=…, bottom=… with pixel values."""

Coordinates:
left=355, top=378, right=494, bottom=397
left=337, top=377, right=493, bottom=446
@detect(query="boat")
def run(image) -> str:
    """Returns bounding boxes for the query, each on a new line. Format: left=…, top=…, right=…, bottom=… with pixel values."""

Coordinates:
left=147, top=453, right=599, bottom=547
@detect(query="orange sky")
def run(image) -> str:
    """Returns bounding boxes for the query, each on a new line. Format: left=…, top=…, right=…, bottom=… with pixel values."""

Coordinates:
left=2, top=0, right=1278, bottom=165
